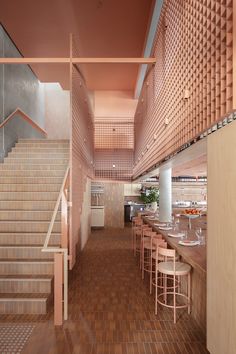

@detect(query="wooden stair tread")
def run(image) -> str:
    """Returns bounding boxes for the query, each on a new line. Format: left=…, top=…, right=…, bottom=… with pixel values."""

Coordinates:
left=0, top=233, right=60, bottom=235
left=0, top=245, right=59, bottom=248
left=0, top=259, right=54, bottom=263
left=0, top=293, right=51, bottom=299
left=0, top=274, right=52, bottom=279
left=0, top=221, right=60, bottom=223
left=0, top=138, right=67, bottom=314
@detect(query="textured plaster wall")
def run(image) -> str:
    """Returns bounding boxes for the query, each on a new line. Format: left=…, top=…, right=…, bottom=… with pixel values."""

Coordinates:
left=0, top=25, right=45, bottom=159
left=44, top=83, right=70, bottom=139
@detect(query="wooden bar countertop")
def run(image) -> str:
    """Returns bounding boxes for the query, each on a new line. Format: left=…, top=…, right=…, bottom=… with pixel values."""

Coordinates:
left=143, top=215, right=206, bottom=273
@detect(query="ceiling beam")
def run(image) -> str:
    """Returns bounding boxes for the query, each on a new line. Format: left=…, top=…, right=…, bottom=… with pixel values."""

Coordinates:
left=134, top=0, right=164, bottom=99
left=0, top=57, right=156, bottom=64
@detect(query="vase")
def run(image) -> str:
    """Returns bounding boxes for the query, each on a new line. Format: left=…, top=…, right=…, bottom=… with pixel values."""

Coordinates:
left=151, top=201, right=157, bottom=212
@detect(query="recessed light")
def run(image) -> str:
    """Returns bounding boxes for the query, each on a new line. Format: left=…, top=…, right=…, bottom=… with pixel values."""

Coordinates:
left=112, top=164, right=116, bottom=168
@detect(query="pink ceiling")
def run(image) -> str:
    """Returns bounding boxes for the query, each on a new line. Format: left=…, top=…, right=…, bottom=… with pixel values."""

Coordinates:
left=0, top=0, right=154, bottom=90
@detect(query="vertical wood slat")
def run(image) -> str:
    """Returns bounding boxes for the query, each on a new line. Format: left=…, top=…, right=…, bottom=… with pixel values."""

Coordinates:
left=233, top=0, right=236, bottom=108
left=69, top=34, right=94, bottom=268
left=133, top=0, right=234, bottom=179
left=54, top=253, right=63, bottom=326
left=207, top=119, right=236, bottom=354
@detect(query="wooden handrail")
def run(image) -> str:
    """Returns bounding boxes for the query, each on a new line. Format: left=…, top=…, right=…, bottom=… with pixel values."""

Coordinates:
left=0, top=108, right=47, bottom=136
left=43, top=165, right=70, bottom=249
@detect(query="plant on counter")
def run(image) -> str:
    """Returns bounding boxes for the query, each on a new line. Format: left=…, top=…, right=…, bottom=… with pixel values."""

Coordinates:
left=139, top=186, right=159, bottom=205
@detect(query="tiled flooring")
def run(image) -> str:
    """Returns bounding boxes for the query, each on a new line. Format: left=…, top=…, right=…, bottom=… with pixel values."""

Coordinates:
left=0, top=227, right=209, bottom=353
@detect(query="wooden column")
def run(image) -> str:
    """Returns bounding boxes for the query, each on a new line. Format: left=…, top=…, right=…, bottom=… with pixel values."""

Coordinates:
left=233, top=0, right=236, bottom=108
left=159, top=167, right=172, bottom=223
left=207, top=120, right=236, bottom=353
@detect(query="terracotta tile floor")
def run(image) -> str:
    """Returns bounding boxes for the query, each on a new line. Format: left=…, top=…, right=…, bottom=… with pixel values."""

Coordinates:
left=0, top=227, right=209, bottom=353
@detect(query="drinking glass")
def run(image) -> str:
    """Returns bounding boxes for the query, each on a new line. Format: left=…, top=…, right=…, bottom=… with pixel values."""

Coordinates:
left=196, top=228, right=205, bottom=245
left=182, top=230, right=188, bottom=240
left=175, top=218, right=180, bottom=231
left=195, top=227, right=202, bottom=239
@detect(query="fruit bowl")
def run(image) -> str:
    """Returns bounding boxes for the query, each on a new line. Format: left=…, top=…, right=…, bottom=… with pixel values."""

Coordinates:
left=184, top=208, right=201, bottom=216
left=183, top=209, right=200, bottom=229
left=184, top=214, right=200, bottom=219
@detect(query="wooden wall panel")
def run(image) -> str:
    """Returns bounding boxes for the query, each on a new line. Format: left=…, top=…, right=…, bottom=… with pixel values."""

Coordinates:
left=94, top=149, right=133, bottom=181
left=134, top=0, right=234, bottom=179
left=94, top=91, right=135, bottom=181
left=207, top=119, right=236, bottom=354
left=103, top=183, right=124, bottom=228
left=233, top=0, right=236, bottom=108
left=69, top=36, right=94, bottom=268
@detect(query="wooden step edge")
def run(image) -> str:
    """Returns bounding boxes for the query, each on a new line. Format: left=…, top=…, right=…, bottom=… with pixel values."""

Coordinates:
left=0, top=274, right=53, bottom=279
left=0, top=259, right=54, bottom=263
left=0, top=293, right=51, bottom=299
left=0, top=245, right=60, bottom=249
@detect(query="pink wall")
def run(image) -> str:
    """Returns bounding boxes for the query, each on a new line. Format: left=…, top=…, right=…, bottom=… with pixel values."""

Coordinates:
left=44, top=83, right=70, bottom=139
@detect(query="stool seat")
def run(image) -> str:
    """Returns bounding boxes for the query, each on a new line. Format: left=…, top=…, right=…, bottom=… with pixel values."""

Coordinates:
left=158, top=261, right=191, bottom=276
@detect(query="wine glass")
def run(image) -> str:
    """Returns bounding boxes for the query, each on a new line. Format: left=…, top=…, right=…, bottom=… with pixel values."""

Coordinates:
left=181, top=230, right=187, bottom=241
left=175, top=218, right=180, bottom=231
left=196, top=228, right=205, bottom=245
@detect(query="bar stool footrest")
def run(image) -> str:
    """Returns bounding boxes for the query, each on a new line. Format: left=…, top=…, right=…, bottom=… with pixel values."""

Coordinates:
left=157, top=292, right=190, bottom=309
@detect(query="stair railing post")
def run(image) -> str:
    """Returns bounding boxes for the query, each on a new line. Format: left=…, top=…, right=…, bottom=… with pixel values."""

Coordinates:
left=54, top=253, right=63, bottom=326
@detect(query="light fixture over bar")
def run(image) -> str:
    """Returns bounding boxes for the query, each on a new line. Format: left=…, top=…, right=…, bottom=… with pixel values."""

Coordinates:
left=0, top=57, right=156, bottom=64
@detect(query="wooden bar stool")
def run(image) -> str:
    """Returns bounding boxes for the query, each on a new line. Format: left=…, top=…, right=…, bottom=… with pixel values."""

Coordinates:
left=132, top=217, right=141, bottom=253
left=151, top=246, right=180, bottom=295
left=138, top=225, right=152, bottom=268
left=154, top=247, right=191, bottom=323
left=133, top=221, right=151, bottom=258
left=141, top=230, right=163, bottom=280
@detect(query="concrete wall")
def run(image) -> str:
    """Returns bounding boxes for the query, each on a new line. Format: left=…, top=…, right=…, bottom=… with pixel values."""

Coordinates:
left=44, top=83, right=70, bottom=139
left=0, top=25, right=45, bottom=159
left=80, top=178, right=91, bottom=250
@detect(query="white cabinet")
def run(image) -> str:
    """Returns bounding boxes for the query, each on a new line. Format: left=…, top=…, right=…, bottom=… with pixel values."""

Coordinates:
left=124, top=184, right=141, bottom=196
left=91, top=206, right=104, bottom=227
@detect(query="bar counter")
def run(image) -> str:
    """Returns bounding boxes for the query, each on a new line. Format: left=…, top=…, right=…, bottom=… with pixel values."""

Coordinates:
left=143, top=215, right=206, bottom=273
left=142, top=214, right=207, bottom=334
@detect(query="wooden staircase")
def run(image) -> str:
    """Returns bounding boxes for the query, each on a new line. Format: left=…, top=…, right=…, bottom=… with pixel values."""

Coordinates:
left=0, top=139, right=69, bottom=315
